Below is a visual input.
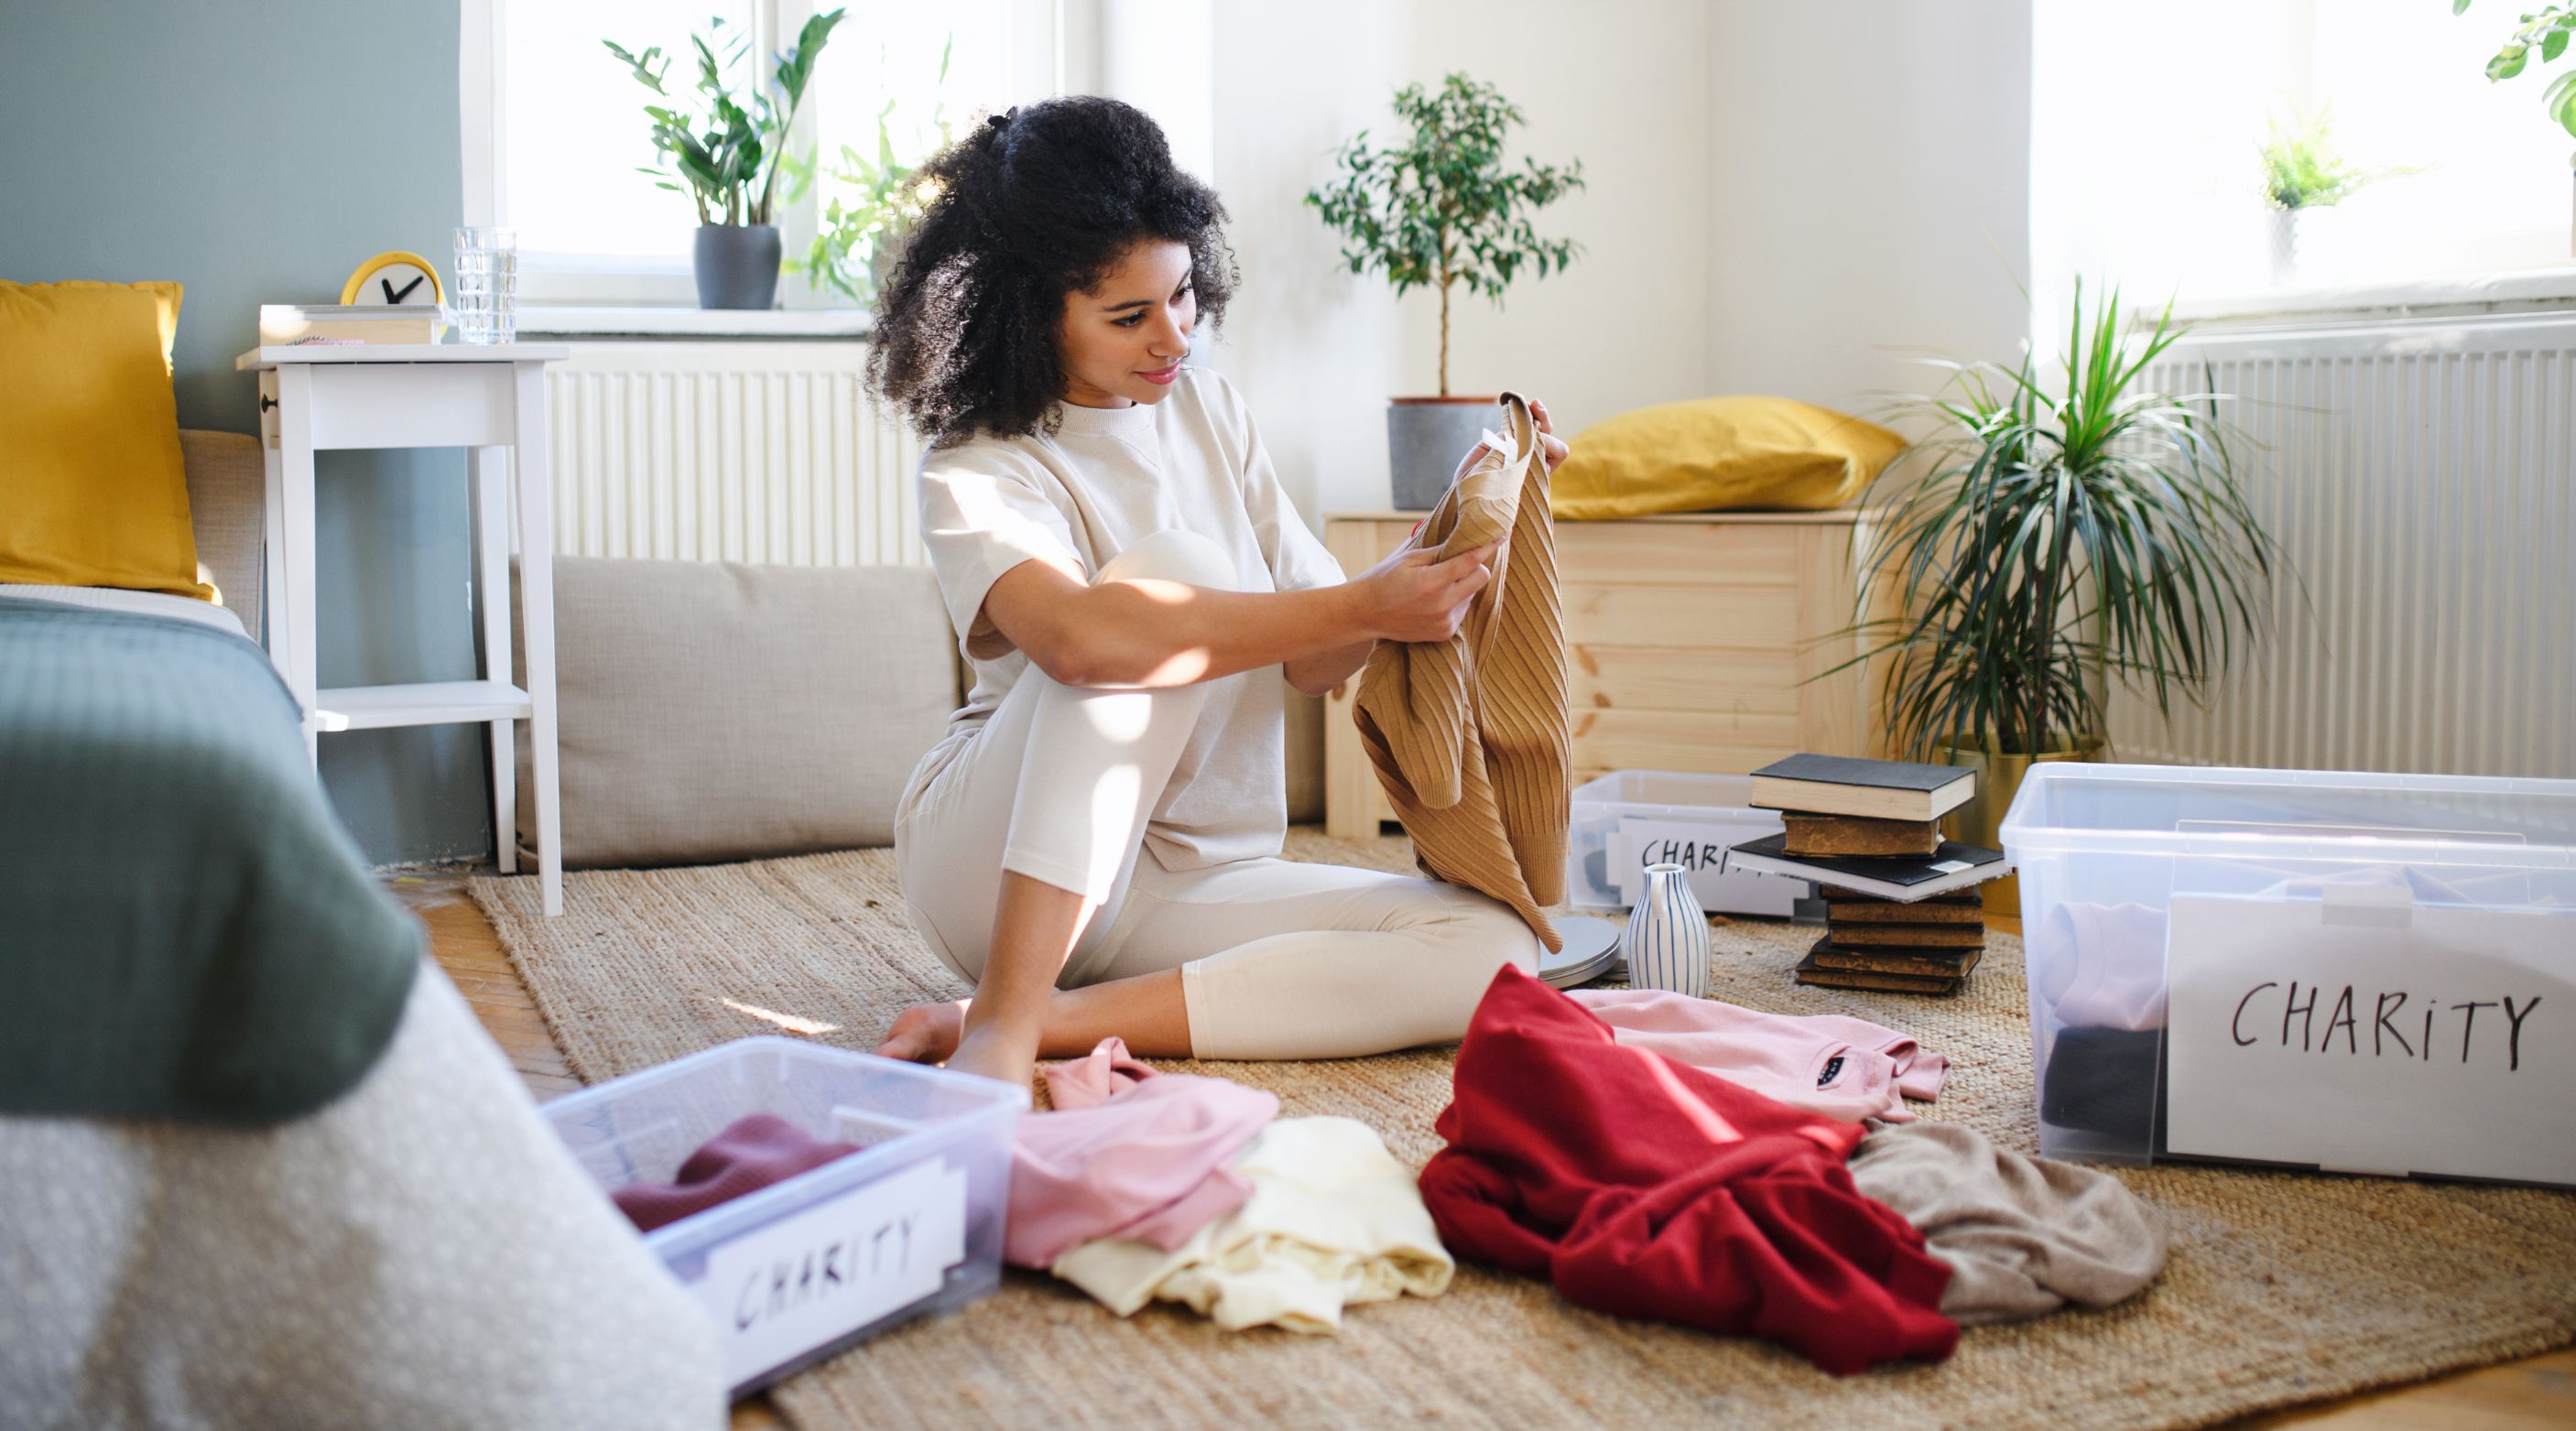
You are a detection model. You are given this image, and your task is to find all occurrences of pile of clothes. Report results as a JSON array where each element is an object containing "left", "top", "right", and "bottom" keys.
[
  {"left": 608, "top": 969, "right": 2168, "bottom": 1370},
  {"left": 1421, "top": 968, "right": 2168, "bottom": 1372}
]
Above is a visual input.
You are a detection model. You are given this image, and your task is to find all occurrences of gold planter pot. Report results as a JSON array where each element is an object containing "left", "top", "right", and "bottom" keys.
[{"left": 1935, "top": 735, "right": 2108, "bottom": 918}]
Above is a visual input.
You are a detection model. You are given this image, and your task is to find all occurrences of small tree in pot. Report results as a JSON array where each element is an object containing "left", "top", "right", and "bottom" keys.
[
  {"left": 607, "top": 8, "right": 844, "bottom": 310},
  {"left": 1837, "top": 281, "right": 2288, "bottom": 909},
  {"left": 1308, "top": 73, "right": 1583, "bottom": 508}
]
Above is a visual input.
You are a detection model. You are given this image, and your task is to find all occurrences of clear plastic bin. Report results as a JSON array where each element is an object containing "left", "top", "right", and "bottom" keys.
[
  {"left": 2001, "top": 764, "right": 2576, "bottom": 1186},
  {"left": 542, "top": 1037, "right": 1026, "bottom": 1395},
  {"left": 1567, "top": 770, "right": 1819, "bottom": 918}
]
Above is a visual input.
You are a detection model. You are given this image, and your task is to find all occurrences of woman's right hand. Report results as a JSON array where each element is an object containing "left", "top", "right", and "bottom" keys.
[{"left": 1353, "top": 539, "right": 1501, "bottom": 644}]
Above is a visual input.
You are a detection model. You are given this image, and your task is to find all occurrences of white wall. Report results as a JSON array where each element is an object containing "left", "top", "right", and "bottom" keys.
[
  {"left": 1174, "top": 1, "right": 2033, "bottom": 525},
  {"left": 1703, "top": 1, "right": 2032, "bottom": 434},
  {"left": 1207, "top": 0, "right": 1714, "bottom": 522}
]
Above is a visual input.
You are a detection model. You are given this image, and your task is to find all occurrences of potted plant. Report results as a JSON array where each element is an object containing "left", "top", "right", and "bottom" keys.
[
  {"left": 2460, "top": 0, "right": 2576, "bottom": 255},
  {"left": 2255, "top": 105, "right": 2403, "bottom": 287},
  {"left": 1307, "top": 73, "right": 1583, "bottom": 509},
  {"left": 606, "top": 8, "right": 844, "bottom": 310},
  {"left": 782, "top": 37, "right": 953, "bottom": 306},
  {"left": 1839, "top": 281, "right": 2286, "bottom": 912}
]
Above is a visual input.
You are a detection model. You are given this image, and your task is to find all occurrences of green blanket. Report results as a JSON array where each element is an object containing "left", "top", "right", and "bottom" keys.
[{"left": 0, "top": 598, "right": 420, "bottom": 1123}]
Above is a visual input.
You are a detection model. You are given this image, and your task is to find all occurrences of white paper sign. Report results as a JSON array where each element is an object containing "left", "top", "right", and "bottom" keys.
[
  {"left": 2165, "top": 894, "right": 2574, "bottom": 1183},
  {"left": 1614, "top": 816, "right": 1803, "bottom": 916},
  {"left": 693, "top": 1155, "right": 969, "bottom": 1385}
]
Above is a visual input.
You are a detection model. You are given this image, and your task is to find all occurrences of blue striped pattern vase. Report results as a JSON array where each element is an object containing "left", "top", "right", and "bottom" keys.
[{"left": 1625, "top": 862, "right": 1712, "bottom": 998}]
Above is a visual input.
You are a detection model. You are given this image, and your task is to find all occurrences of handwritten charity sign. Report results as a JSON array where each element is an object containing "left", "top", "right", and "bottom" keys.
[
  {"left": 2165, "top": 894, "right": 2573, "bottom": 1185},
  {"left": 1615, "top": 816, "right": 1802, "bottom": 916},
  {"left": 691, "top": 1155, "right": 969, "bottom": 1387}
]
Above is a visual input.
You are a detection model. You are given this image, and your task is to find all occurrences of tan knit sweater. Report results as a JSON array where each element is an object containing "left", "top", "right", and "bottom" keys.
[{"left": 1353, "top": 392, "right": 1571, "bottom": 952}]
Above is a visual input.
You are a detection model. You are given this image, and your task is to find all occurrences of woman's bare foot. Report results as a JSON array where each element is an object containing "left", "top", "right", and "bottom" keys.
[
  {"left": 942, "top": 1023, "right": 1040, "bottom": 1090},
  {"left": 873, "top": 1000, "right": 966, "bottom": 1064}
]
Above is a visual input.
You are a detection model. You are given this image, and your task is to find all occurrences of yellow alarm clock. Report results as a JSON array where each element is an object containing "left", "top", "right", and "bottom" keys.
[{"left": 342, "top": 251, "right": 444, "bottom": 307}]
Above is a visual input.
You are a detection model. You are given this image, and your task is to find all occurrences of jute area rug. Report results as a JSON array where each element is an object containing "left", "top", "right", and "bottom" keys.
[{"left": 472, "top": 831, "right": 2576, "bottom": 1431}]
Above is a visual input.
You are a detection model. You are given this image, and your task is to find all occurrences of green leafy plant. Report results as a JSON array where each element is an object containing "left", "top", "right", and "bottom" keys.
[
  {"left": 1835, "top": 282, "right": 2285, "bottom": 760},
  {"left": 2258, "top": 105, "right": 2406, "bottom": 210},
  {"left": 604, "top": 8, "right": 845, "bottom": 227},
  {"left": 782, "top": 36, "right": 955, "bottom": 304},
  {"left": 2459, "top": 0, "right": 2576, "bottom": 137},
  {"left": 1305, "top": 73, "right": 1584, "bottom": 396}
]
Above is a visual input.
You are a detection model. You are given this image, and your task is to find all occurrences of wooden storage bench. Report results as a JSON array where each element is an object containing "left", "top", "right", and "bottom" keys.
[{"left": 1321, "top": 510, "right": 1892, "bottom": 840}]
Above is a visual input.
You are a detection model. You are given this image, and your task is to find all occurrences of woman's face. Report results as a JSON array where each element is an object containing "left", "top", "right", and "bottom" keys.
[{"left": 1058, "top": 239, "right": 1197, "bottom": 409}]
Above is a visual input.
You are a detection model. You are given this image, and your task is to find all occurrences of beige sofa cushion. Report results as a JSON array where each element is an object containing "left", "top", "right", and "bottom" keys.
[{"left": 517, "top": 557, "right": 960, "bottom": 869}]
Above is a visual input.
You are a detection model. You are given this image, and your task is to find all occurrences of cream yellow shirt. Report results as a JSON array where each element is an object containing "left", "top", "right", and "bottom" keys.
[{"left": 902, "top": 368, "right": 1345, "bottom": 872}]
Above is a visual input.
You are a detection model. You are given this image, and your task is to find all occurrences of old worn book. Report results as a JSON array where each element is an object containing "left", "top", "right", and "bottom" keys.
[
  {"left": 1750, "top": 753, "right": 1976, "bottom": 822},
  {"left": 1807, "top": 936, "right": 1983, "bottom": 981},
  {"left": 1781, "top": 813, "right": 1942, "bottom": 858},
  {"left": 1791, "top": 952, "right": 1964, "bottom": 995},
  {"left": 1825, "top": 892, "right": 1984, "bottom": 926},
  {"left": 1822, "top": 921, "right": 1985, "bottom": 949}
]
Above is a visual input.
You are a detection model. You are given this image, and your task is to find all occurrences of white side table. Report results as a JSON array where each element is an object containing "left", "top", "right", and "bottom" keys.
[{"left": 235, "top": 342, "right": 571, "bottom": 916}]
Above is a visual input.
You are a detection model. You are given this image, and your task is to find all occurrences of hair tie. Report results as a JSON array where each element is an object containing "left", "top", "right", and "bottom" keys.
[{"left": 986, "top": 106, "right": 1017, "bottom": 132}]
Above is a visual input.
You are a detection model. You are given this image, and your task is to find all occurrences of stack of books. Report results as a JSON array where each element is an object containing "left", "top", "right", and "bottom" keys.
[
  {"left": 1722, "top": 753, "right": 2012, "bottom": 996},
  {"left": 1800, "top": 891, "right": 1985, "bottom": 994}
]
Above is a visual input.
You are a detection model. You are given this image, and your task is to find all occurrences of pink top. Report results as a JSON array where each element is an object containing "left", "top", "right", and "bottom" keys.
[
  {"left": 1567, "top": 989, "right": 1946, "bottom": 1123},
  {"left": 1007, "top": 1038, "right": 1276, "bottom": 1268}
]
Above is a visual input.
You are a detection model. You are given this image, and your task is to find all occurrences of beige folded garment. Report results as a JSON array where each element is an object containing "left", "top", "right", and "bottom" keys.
[
  {"left": 1353, "top": 391, "right": 1570, "bottom": 951},
  {"left": 1051, "top": 1116, "right": 1454, "bottom": 1334},
  {"left": 1848, "top": 1120, "right": 2168, "bottom": 1326}
]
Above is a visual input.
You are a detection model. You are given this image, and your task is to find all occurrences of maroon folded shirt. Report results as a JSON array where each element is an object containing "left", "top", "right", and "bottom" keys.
[
  {"left": 1418, "top": 967, "right": 1957, "bottom": 1374},
  {"left": 612, "top": 1113, "right": 861, "bottom": 1233}
]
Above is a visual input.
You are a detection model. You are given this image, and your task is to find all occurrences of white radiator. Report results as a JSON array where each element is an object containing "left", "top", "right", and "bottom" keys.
[
  {"left": 2115, "top": 311, "right": 2576, "bottom": 779},
  {"left": 543, "top": 341, "right": 928, "bottom": 568}
]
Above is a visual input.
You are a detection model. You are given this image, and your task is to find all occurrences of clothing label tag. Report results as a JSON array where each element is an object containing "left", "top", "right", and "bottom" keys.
[
  {"left": 2164, "top": 894, "right": 2572, "bottom": 1184},
  {"left": 1816, "top": 1055, "right": 1845, "bottom": 1088},
  {"left": 692, "top": 1156, "right": 968, "bottom": 1386}
]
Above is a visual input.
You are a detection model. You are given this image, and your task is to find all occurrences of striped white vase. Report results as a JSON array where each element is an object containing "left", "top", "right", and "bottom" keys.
[{"left": 1624, "top": 862, "right": 1712, "bottom": 998}]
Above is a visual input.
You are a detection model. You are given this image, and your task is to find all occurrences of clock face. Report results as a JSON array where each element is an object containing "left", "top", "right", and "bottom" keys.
[{"left": 343, "top": 252, "right": 443, "bottom": 307}]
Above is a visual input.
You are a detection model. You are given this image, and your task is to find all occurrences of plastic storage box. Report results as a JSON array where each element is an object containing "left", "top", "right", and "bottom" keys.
[
  {"left": 1567, "top": 770, "right": 1818, "bottom": 918},
  {"left": 543, "top": 1037, "right": 1026, "bottom": 1395},
  {"left": 2001, "top": 764, "right": 2576, "bottom": 1187}
]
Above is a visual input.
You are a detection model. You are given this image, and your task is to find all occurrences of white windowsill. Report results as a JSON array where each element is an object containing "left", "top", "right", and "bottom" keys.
[
  {"left": 2170, "top": 266, "right": 2576, "bottom": 329},
  {"left": 516, "top": 306, "right": 873, "bottom": 340}
]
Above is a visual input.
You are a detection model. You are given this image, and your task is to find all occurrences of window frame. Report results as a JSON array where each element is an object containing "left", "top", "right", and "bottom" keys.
[{"left": 459, "top": 0, "right": 1075, "bottom": 313}]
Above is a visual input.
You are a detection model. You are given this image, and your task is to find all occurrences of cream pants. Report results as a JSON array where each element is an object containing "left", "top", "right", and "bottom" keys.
[{"left": 895, "top": 530, "right": 1540, "bottom": 1059}]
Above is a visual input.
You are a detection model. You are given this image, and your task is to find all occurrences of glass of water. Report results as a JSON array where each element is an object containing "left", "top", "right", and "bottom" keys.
[{"left": 451, "top": 227, "right": 517, "bottom": 344}]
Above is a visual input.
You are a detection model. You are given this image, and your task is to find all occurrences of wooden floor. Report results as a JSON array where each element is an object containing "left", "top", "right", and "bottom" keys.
[{"left": 388, "top": 870, "right": 2576, "bottom": 1431}]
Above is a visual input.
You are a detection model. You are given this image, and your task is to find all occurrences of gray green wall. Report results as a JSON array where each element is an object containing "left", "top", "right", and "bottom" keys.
[{"left": 1, "top": 0, "right": 490, "bottom": 864}]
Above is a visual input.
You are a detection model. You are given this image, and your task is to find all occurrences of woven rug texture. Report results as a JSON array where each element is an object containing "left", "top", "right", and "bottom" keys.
[{"left": 471, "top": 830, "right": 2576, "bottom": 1431}]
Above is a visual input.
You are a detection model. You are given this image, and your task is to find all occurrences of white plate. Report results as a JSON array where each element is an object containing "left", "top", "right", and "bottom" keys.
[{"left": 1539, "top": 915, "right": 1624, "bottom": 989}]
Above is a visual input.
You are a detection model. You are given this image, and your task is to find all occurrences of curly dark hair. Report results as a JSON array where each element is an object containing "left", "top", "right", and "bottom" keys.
[{"left": 866, "top": 95, "right": 1237, "bottom": 445}]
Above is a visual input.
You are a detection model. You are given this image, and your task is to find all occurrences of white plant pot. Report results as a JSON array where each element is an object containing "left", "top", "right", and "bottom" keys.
[
  {"left": 1623, "top": 862, "right": 1712, "bottom": 998},
  {"left": 2268, "top": 206, "right": 2303, "bottom": 288}
]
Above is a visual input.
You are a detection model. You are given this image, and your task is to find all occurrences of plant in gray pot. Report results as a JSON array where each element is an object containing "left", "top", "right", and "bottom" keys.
[
  {"left": 1308, "top": 73, "right": 1582, "bottom": 509},
  {"left": 607, "top": 8, "right": 843, "bottom": 310}
]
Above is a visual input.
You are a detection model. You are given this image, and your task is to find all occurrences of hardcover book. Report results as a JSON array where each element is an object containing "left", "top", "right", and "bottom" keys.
[
  {"left": 1781, "top": 813, "right": 1942, "bottom": 858},
  {"left": 1750, "top": 753, "right": 1976, "bottom": 822},
  {"left": 1724, "top": 834, "right": 2008, "bottom": 902}
]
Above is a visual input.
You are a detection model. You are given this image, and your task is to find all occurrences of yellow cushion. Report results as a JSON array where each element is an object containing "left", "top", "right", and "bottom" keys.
[
  {"left": 0, "top": 280, "right": 211, "bottom": 599},
  {"left": 1549, "top": 396, "right": 1908, "bottom": 519}
]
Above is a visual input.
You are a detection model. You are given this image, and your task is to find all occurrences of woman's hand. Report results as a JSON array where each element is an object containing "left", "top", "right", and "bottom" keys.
[
  {"left": 1451, "top": 396, "right": 1573, "bottom": 482},
  {"left": 1352, "top": 539, "right": 1501, "bottom": 644}
]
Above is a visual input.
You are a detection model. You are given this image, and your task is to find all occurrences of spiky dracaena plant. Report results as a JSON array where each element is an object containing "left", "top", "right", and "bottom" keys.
[{"left": 1839, "top": 281, "right": 2287, "bottom": 759}]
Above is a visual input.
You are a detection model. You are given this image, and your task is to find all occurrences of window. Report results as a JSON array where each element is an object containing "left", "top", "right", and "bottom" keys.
[
  {"left": 2031, "top": 0, "right": 2576, "bottom": 313},
  {"left": 462, "top": 0, "right": 1068, "bottom": 309}
]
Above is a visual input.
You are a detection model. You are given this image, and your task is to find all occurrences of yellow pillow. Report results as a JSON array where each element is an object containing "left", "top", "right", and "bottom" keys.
[
  {"left": 1549, "top": 396, "right": 1908, "bottom": 519},
  {"left": 0, "top": 279, "right": 211, "bottom": 599}
]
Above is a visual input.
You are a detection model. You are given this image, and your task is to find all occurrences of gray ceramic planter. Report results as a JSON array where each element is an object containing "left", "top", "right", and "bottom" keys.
[
  {"left": 1386, "top": 397, "right": 1499, "bottom": 510},
  {"left": 694, "top": 223, "right": 782, "bottom": 310}
]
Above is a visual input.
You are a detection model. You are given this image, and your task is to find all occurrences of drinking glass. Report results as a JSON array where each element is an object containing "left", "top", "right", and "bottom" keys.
[{"left": 451, "top": 227, "right": 517, "bottom": 344}]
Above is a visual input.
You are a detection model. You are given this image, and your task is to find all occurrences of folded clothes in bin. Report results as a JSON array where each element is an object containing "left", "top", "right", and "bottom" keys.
[{"left": 614, "top": 1114, "right": 862, "bottom": 1233}]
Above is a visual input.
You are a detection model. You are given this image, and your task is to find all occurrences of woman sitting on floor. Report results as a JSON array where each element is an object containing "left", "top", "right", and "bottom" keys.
[{"left": 866, "top": 96, "right": 1569, "bottom": 1086}]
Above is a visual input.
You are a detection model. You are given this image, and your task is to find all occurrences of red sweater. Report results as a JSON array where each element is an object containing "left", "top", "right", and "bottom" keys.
[{"left": 1418, "top": 967, "right": 1957, "bottom": 1374}]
